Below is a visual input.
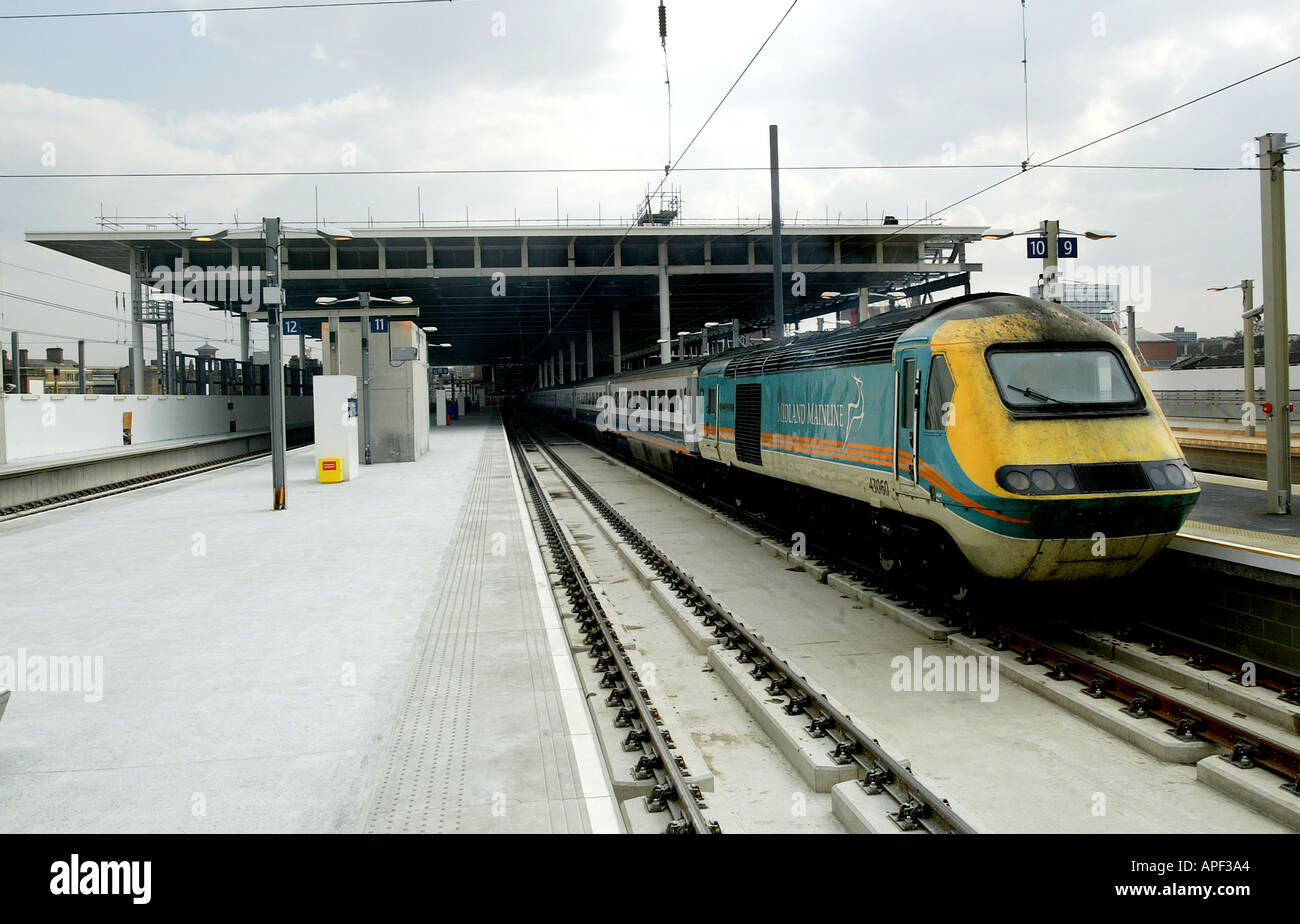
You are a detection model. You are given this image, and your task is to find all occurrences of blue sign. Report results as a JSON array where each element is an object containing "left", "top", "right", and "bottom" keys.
[
  {"left": 370, "top": 316, "right": 389, "bottom": 333},
  {"left": 282, "top": 318, "right": 301, "bottom": 336},
  {"left": 1057, "top": 236, "right": 1079, "bottom": 258},
  {"left": 1026, "top": 237, "right": 1048, "bottom": 258}
]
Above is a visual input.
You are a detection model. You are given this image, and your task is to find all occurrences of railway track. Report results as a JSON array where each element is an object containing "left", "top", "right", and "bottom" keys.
[
  {"left": 0, "top": 451, "right": 269, "bottom": 521},
  {"left": 509, "top": 414, "right": 974, "bottom": 834},
  {"left": 0, "top": 435, "right": 314, "bottom": 522},
  {"left": 507, "top": 422, "right": 721, "bottom": 834},
  {"left": 520, "top": 411, "right": 1300, "bottom": 802}
]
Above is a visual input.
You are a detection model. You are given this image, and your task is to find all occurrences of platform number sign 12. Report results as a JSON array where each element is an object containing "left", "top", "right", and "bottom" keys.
[
  {"left": 282, "top": 318, "right": 301, "bottom": 336},
  {"left": 370, "top": 316, "right": 389, "bottom": 334}
]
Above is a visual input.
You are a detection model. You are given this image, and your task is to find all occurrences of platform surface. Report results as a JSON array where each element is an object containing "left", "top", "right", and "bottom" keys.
[
  {"left": 1183, "top": 475, "right": 1300, "bottom": 547},
  {"left": 0, "top": 409, "right": 617, "bottom": 833}
]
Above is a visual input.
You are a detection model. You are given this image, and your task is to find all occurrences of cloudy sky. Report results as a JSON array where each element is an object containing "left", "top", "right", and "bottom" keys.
[{"left": 0, "top": 0, "right": 1297, "bottom": 364}]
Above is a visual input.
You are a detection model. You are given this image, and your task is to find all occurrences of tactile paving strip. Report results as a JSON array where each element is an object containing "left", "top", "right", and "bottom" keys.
[{"left": 363, "top": 425, "right": 590, "bottom": 833}]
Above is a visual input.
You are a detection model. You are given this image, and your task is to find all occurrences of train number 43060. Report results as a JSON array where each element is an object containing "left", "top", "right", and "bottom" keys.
[{"left": 868, "top": 477, "right": 891, "bottom": 496}]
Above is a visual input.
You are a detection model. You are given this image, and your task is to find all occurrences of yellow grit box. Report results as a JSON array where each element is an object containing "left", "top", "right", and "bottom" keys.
[{"left": 317, "top": 458, "right": 344, "bottom": 483}]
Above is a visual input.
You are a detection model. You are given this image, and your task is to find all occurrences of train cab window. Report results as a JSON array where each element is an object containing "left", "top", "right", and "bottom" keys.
[
  {"left": 925, "top": 355, "right": 954, "bottom": 430},
  {"left": 986, "top": 346, "right": 1143, "bottom": 413}
]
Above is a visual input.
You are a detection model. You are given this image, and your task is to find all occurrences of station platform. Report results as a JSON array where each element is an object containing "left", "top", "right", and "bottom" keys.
[
  {"left": 1172, "top": 423, "right": 1300, "bottom": 483},
  {"left": 1171, "top": 474, "right": 1300, "bottom": 579},
  {"left": 0, "top": 409, "right": 619, "bottom": 833}
]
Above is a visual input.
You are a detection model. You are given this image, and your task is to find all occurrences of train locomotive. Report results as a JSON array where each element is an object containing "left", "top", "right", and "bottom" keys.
[{"left": 524, "top": 292, "right": 1200, "bottom": 583}]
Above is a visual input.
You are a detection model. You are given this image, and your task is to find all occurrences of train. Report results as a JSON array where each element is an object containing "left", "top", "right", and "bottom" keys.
[{"left": 524, "top": 292, "right": 1200, "bottom": 585}]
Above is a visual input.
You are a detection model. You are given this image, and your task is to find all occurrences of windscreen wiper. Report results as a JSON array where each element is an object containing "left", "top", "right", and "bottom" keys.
[{"left": 1007, "top": 383, "right": 1068, "bottom": 404}]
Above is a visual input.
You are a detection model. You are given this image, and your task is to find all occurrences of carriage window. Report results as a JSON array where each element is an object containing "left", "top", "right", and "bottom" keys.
[
  {"left": 925, "top": 355, "right": 954, "bottom": 429},
  {"left": 706, "top": 387, "right": 717, "bottom": 416}
]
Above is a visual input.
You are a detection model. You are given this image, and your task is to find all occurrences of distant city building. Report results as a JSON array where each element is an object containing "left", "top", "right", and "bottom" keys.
[
  {"left": 4, "top": 346, "right": 118, "bottom": 394},
  {"left": 1159, "top": 325, "right": 1199, "bottom": 357},
  {"left": 1030, "top": 281, "right": 1120, "bottom": 322}
]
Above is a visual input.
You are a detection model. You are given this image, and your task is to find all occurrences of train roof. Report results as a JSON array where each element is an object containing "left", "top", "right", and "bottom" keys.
[
  {"left": 710, "top": 290, "right": 1018, "bottom": 378},
  {"left": 532, "top": 291, "right": 1070, "bottom": 391}
]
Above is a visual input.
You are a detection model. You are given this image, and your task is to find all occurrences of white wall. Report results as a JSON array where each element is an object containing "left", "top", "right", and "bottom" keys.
[
  {"left": 1143, "top": 365, "right": 1300, "bottom": 392},
  {"left": 1, "top": 394, "right": 313, "bottom": 462}
]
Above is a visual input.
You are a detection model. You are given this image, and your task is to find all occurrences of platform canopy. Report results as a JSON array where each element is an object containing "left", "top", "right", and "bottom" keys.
[{"left": 26, "top": 220, "right": 986, "bottom": 371}]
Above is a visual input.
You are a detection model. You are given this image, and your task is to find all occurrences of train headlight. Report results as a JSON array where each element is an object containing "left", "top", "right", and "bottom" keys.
[
  {"left": 1181, "top": 462, "right": 1197, "bottom": 486},
  {"left": 1003, "top": 469, "right": 1031, "bottom": 492},
  {"left": 997, "top": 465, "right": 1076, "bottom": 495},
  {"left": 1147, "top": 465, "right": 1167, "bottom": 486},
  {"left": 1165, "top": 463, "right": 1186, "bottom": 487},
  {"left": 1031, "top": 469, "right": 1055, "bottom": 492}
]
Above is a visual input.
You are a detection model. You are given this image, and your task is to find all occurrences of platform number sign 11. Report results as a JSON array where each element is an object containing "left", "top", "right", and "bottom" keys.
[
  {"left": 282, "top": 318, "right": 301, "bottom": 336},
  {"left": 370, "top": 316, "right": 389, "bottom": 334}
]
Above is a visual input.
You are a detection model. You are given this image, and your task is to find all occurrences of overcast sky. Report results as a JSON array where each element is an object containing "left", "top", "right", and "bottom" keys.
[{"left": 1, "top": 0, "right": 1298, "bottom": 365}]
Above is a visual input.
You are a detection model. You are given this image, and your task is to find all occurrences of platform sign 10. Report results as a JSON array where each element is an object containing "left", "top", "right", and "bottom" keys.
[
  {"left": 282, "top": 318, "right": 301, "bottom": 336},
  {"left": 1026, "top": 237, "right": 1080, "bottom": 258},
  {"left": 370, "top": 316, "right": 389, "bottom": 334}
]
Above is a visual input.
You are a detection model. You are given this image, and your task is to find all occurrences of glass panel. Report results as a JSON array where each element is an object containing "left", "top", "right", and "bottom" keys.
[
  {"left": 987, "top": 348, "right": 1139, "bottom": 408},
  {"left": 925, "top": 355, "right": 954, "bottom": 429}
]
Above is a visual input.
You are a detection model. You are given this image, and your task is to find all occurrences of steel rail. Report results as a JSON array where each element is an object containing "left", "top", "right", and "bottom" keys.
[
  {"left": 958, "top": 618, "right": 1300, "bottom": 788},
  {"left": 521, "top": 408, "right": 1300, "bottom": 805},
  {"left": 1124, "top": 622, "right": 1300, "bottom": 703},
  {"left": 516, "top": 415, "right": 973, "bottom": 833},
  {"left": 507, "top": 422, "right": 720, "bottom": 834},
  {"left": 0, "top": 449, "right": 275, "bottom": 521}
]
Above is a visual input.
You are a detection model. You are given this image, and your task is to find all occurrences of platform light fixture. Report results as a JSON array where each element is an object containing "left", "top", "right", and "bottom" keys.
[{"left": 981, "top": 221, "right": 1118, "bottom": 304}]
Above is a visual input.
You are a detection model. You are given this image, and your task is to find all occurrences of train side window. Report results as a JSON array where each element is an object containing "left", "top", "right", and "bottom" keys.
[
  {"left": 706, "top": 387, "right": 716, "bottom": 415},
  {"left": 925, "top": 355, "right": 954, "bottom": 430}
]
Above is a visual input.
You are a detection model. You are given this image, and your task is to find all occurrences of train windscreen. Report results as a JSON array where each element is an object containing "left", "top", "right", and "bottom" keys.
[{"left": 986, "top": 347, "right": 1142, "bottom": 411}]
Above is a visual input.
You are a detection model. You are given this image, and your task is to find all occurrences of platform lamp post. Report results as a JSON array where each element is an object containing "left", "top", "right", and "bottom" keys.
[
  {"left": 981, "top": 224, "right": 1116, "bottom": 303},
  {"left": 1257, "top": 132, "right": 1297, "bottom": 514},
  {"left": 191, "top": 220, "right": 355, "bottom": 509},
  {"left": 1208, "top": 281, "right": 1259, "bottom": 437}
]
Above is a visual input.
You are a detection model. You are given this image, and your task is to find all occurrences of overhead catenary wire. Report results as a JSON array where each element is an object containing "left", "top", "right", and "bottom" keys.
[
  {"left": 0, "top": 0, "right": 454, "bottom": 20},
  {"left": 0, "top": 163, "right": 1287, "bottom": 180},
  {"left": 1020, "top": 0, "right": 1032, "bottom": 168},
  {"left": 870, "top": 49, "right": 1300, "bottom": 249},
  {"left": 525, "top": 0, "right": 802, "bottom": 357}
]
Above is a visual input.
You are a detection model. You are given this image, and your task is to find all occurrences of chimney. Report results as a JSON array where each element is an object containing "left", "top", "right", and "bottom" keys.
[
  {"left": 46, "top": 347, "right": 64, "bottom": 364},
  {"left": 19, "top": 349, "right": 29, "bottom": 366}
]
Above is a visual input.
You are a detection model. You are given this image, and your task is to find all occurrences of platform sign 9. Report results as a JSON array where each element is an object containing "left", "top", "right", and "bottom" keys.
[
  {"left": 1057, "top": 237, "right": 1079, "bottom": 258},
  {"left": 1026, "top": 237, "right": 1048, "bottom": 258},
  {"left": 282, "top": 318, "right": 301, "bottom": 336},
  {"left": 370, "top": 316, "right": 389, "bottom": 334}
]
